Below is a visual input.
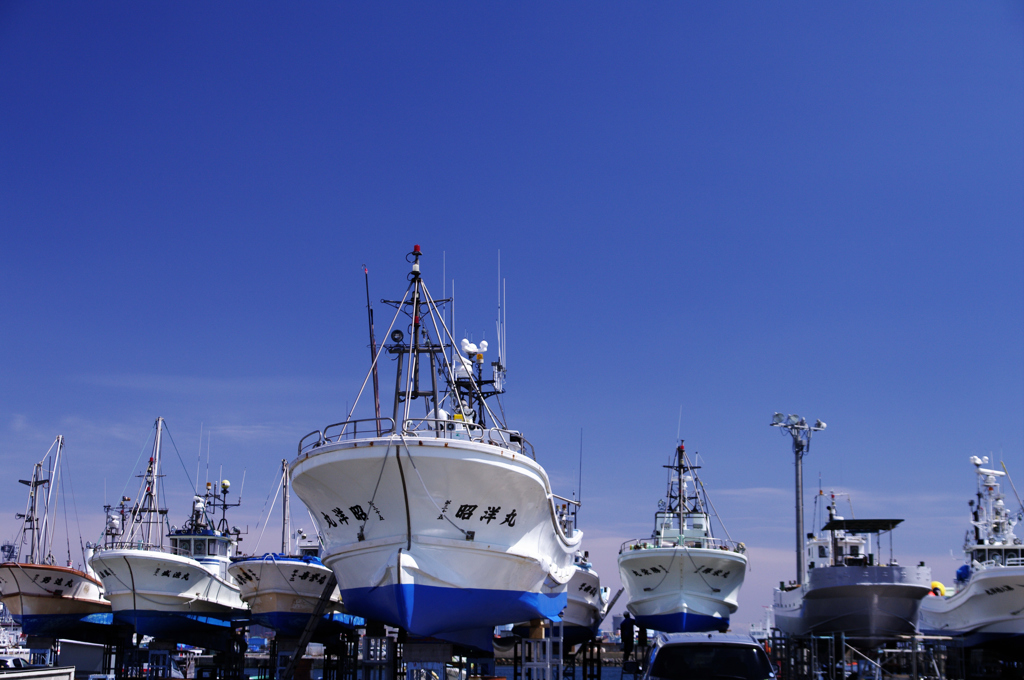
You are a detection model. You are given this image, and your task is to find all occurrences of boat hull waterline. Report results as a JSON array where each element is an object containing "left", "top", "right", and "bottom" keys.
[
  {"left": 560, "top": 564, "right": 604, "bottom": 645},
  {"left": 774, "top": 565, "right": 932, "bottom": 639},
  {"left": 0, "top": 563, "right": 112, "bottom": 642},
  {"left": 291, "top": 436, "right": 581, "bottom": 637},
  {"left": 228, "top": 555, "right": 362, "bottom": 639},
  {"left": 89, "top": 549, "right": 246, "bottom": 648},
  {"left": 919, "top": 565, "right": 1024, "bottom": 647},
  {"left": 619, "top": 546, "right": 746, "bottom": 633}
]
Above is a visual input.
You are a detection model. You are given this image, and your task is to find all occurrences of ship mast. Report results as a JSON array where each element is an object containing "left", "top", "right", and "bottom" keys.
[
  {"left": 17, "top": 436, "right": 64, "bottom": 565},
  {"left": 144, "top": 417, "right": 165, "bottom": 548},
  {"left": 124, "top": 417, "right": 169, "bottom": 550},
  {"left": 282, "top": 459, "right": 291, "bottom": 554},
  {"left": 379, "top": 245, "right": 504, "bottom": 431}
]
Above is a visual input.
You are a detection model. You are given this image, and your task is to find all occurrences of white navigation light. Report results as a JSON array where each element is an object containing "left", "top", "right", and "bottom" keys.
[
  {"left": 814, "top": 420, "right": 827, "bottom": 430},
  {"left": 772, "top": 413, "right": 785, "bottom": 425}
]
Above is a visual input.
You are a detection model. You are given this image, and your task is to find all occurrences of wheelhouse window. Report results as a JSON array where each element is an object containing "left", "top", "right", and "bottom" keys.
[{"left": 193, "top": 539, "right": 206, "bottom": 556}]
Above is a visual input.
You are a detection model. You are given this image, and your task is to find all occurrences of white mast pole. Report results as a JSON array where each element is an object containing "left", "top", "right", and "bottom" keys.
[{"left": 282, "top": 460, "right": 291, "bottom": 554}]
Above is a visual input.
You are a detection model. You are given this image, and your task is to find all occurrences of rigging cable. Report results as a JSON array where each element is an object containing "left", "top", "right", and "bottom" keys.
[
  {"left": 161, "top": 422, "right": 197, "bottom": 495},
  {"left": 62, "top": 448, "right": 87, "bottom": 566},
  {"left": 396, "top": 431, "right": 470, "bottom": 537},
  {"left": 60, "top": 469, "right": 72, "bottom": 566},
  {"left": 107, "top": 425, "right": 155, "bottom": 546},
  {"left": 252, "top": 468, "right": 284, "bottom": 554}
]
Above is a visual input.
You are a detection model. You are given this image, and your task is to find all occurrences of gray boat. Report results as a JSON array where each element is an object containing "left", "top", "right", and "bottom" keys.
[{"left": 773, "top": 505, "right": 931, "bottom": 641}]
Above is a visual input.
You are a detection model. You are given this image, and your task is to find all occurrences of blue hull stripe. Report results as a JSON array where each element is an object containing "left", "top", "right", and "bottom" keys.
[
  {"left": 633, "top": 611, "right": 728, "bottom": 633},
  {"left": 341, "top": 585, "right": 566, "bottom": 636},
  {"left": 250, "top": 612, "right": 364, "bottom": 641},
  {"left": 16, "top": 613, "right": 115, "bottom": 644},
  {"left": 113, "top": 610, "right": 241, "bottom": 650}
]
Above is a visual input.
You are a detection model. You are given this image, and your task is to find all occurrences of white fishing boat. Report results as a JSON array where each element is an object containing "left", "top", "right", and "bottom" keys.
[
  {"left": 918, "top": 455, "right": 1024, "bottom": 650},
  {"left": 513, "top": 505, "right": 611, "bottom": 645},
  {"left": 88, "top": 418, "right": 247, "bottom": 650},
  {"left": 618, "top": 443, "right": 747, "bottom": 633},
  {"left": 228, "top": 461, "right": 361, "bottom": 640},
  {"left": 773, "top": 499, "right": 931, "bottom": 640},
  {"left": 290, "top": 245, "right": 582, "bottom": 640},
  {"left": 0, "top": 436, "right": 112, "bottom": 644},
  {"left": 558, "top": 552, "right": 609, "bottom": 645}
]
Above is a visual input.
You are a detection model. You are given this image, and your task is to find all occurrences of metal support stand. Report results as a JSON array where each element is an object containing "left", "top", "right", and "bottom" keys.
[
  {"left": 281, "top": 574, "right": 338, "bottom": 680},
  {"left": 517, "top": 620, "right": 564, "bottom": 680},
  {"left": 362, "top": 636, "right": 398, "bottom": 680}
]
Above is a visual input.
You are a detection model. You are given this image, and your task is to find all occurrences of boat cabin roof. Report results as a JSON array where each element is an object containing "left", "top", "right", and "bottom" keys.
[
  {"left": 170, "top": 529, "right": 232, "bottom": 539},
  {"left": 821, "top": 518, "right": 903, "bottom": 533}
]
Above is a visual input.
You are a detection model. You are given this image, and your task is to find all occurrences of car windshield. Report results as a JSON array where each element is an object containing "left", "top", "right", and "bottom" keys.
[{"left": 650, "top": 643, "right": 774, "bottom": 680}]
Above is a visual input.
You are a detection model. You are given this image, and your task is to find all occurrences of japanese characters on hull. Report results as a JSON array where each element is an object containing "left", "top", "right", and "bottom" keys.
[
  {"left": 617, "top": 442, "right": 748, "bottom": 634},
  {"left": 88, "top": 418, "right": 248, "bottom": 651},
  {"left": 0, "top": 563, "right": 111, "bottom": 642},
  {"left": 917, "top": 456, "right": 1024, "bottom": 649},
  {"left": 292, "top": 418, "right": 580, "bottom": 638},
  {"left": 290, "top": 246, "right": 582, "bottom": 641}
]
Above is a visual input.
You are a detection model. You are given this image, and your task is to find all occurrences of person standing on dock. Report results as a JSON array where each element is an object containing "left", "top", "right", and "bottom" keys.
[{"left": 620, "top": 611, "right": 636, "bottom": 661}]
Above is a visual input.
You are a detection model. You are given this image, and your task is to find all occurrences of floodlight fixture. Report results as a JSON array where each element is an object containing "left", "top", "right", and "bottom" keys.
[
  {"left": 814, "top": 419, "right": 826, "bottom": 430},
  {"left": 391, "top": 329, "right": 405, "bottom": 343},
  {"left": 772, "top": 413, "right": 785, "bottom": 425},
  {"left": 787, "top": 414, "right": 801, "bottom": 425}
]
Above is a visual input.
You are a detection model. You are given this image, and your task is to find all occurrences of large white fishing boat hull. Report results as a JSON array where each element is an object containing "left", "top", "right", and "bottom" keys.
[
  {"left": 0, "top": 564, "right": 112, "bottom": 642},
  {"left": 228, "top": 555, "right": 361, "bottom": 640},
  {"left": 919, "top": 565, "right": 1024, "bottom": 646},
  {"left": 290, "top": 436, "right": 581, "bottom": 637},
  {"left": 618, "top": 546, "right": 746, "bottom": 633},
  {"left": 89, "top": 549, "right": 246, "bottom": 648},
  {"left": 773, "top": 565, "right": 932, "bottom": 640}
]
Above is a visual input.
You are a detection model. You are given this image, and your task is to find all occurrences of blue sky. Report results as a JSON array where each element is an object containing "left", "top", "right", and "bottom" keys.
[{"left": 1, "top": 3, "right": 1022, "bottom": 630}]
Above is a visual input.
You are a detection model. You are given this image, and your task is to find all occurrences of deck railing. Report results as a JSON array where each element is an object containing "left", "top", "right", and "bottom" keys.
[
  {"left": 297, "top": 416, "right": 535, "bottom": 459},
  {"left": 619, "top": 536, "right": 746, "bottom": 554}
]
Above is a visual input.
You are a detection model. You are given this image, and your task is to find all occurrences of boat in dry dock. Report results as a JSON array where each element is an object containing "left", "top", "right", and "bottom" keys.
[
  {"left": 618, "top": 442, "right": 747, "bottom": 633},
  {"left": 290, "top": 245, "right": 582, "bottom": 641},
  {"left": 557, "top": 551, "right": 609, "bottom": 645},
  {"left": 918, "top": 455, "right": 1024, "bottom": 650},
  {"left": 770, "top": 413, "right": 931, "bottom": 643},
  {"left": 0, "top": 436, "right": 112, "bottom": 644},
  {"left": 228, "top": 461, "right": 361, "bottom": 640},
  {"left": 773, "top": 501, "right": 931, "bottom": 640},
  {"left": 88, "top": 418, "right": 247, "bottom": 650},
  {"left": 514, "top": 501, "right": 612, "bottom": 646}
]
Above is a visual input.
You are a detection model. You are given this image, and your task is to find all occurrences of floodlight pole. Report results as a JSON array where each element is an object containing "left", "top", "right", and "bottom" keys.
[{"left": 771, "top": 415, "right": 825, "bottom": 586}]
